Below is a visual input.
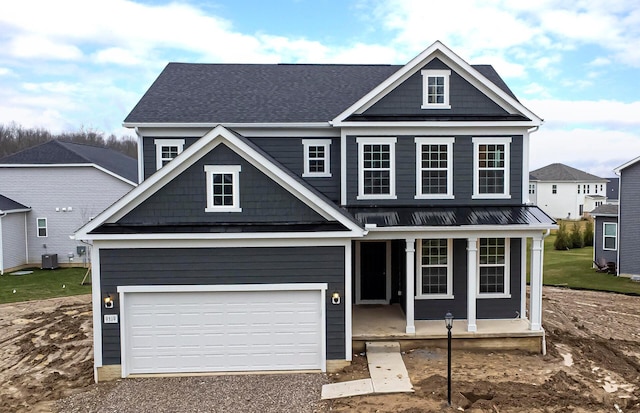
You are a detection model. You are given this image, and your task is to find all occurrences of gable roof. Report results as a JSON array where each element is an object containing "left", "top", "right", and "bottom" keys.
[
  {"left": 614, "top": 155, "right": 640, "bottom": 174},
  {"left": 590, "top": 204, "right": 618, "bottom": 217},
  {"left": 530, "top": 163, "right": 607, "bottom": 182},
  {"left": 75, "top": 125, "right": 365, "bottom": 240},
  {"left": 0, "top": 140, "right": 138, "bottom": 184},
  {"left": 0, "top": 194, "right": 30, "bottom": 213},
  {"left": 123, "top": 41, "right": 525, "bottom": 126}
]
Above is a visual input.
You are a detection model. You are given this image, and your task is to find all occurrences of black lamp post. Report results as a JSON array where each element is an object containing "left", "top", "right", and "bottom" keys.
[{"left": 445, "top": 311, "right": 454, "bottom": 406}]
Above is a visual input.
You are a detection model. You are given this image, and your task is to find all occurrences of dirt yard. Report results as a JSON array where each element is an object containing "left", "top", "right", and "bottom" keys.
[{"left": 0, "top": 288, "right": 639, "bottom": 412}]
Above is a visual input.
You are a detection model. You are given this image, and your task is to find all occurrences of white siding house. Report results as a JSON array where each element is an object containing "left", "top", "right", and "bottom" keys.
[
  {"left": 530, "top": 163, "right": 608, "bottom": 220},
  {"left": 0, "top": 141, "right": 136, "bottom": 272}
]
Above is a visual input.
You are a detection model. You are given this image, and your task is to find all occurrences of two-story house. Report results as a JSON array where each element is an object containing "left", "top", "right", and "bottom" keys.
[
  {"left": 529, "top": 163, "right": 609, "bottom": 220},
  {"left": 76, "top": 41, "right": 556, "bottom": 382}
]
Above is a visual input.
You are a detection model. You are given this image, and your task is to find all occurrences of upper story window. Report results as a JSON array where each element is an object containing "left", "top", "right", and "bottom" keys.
[
  {"left": 357, "top": 137, "right": 397, "bottom": 200},
  {"left": 415, "top": 137, "right": 454, "bottom": 199},
  {"left": 578, "top": 185, "right": 580, "bottom": 194},
  {"left": 416, "top": 238, "right": 453, "bottom": 299},
  {"left": 603, "top": 222, "right": 617, "bottom": 250},
  {"left": 204, "top": 165, "right": 241, "bottom": 212},
  {"left": 529, "top": 184, "right": 535, "bottom": 194},
  {"left": 478, "top": 238, "right": 510, "bottom": 298},
  {"left": 155, "top": 139, "right": 185, "bottom": 169},
  {"left": 472, "top": 137, "right": 511, "bottom": 199},
  {"left": 36, "top": 218, "right": 47, "bottom": 237},
  {"left": 421, "top": 69, "right": 451, "bottom": 109},
  {"left": 552, "top": 184, "right": 557, "bottom": 194},
  {"left": 302, "top": 139, "right": 331, "bottom": 177}
]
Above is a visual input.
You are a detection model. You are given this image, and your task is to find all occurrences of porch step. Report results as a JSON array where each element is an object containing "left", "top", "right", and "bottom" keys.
[
  {"left": 366, "top": 341, "right": 400, "bottom": 353},
  {"left": 365, "top": 341, "right": 414, "bottom": 394}
]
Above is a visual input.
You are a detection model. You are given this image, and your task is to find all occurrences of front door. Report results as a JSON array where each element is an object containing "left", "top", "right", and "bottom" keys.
[{"left": 357, "top": 241, "right": 390, "bottom": 304}]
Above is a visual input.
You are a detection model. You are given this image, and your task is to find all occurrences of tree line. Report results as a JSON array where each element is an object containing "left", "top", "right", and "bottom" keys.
[{"left": 0, "top": 123, "right": 137, "bottom": 159}]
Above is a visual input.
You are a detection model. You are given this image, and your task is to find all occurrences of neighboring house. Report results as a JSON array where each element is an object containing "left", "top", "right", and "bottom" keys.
[
  {"left": 605, "top": 177, "right": 619, "bottom": 204},
  {"left": 76, "top": 41, "right": 556, "bottom": 382},
  {"left": 0, "top": 194, "right": 31, "bottom": 274},
  {"left": 529, "top": 163, "right": 608, "bottom": 220},
  {"left": 590, "top": 204, "right": 618, "bottom": 268},
  {"left": 612, "top": 156, "right": 640, "bottom": 278},
  {"left": 0, "top": 140, "right": 137, "bottom": 272}
]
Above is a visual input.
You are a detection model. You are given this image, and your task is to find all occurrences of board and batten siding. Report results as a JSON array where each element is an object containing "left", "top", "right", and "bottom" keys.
[
  {"left": 346, "top": 135, "right": 523, "bottom": 206},
  {"left": 119, "top": 144, "right": 327, "bottom": 225},
  {"left": 363, "top": 58, "right": 509, "bottom": 117},
  {"left": 99, "top": 246, "right": 346, "bottom": 365},
  {"left": 0, "top": 167, "right": 134, "bottom": 264},
  {"left": 594, "top": 216, "right": 618, "bottom": 264},
  {"left": 619, "top": 162, "right": 640, "bottom": 276},
  {"left": 1, "top": 212, "right": 28, "bottom": 270},
  {"left": 413, "top": 238, "right": 522, "bottom": 320}
]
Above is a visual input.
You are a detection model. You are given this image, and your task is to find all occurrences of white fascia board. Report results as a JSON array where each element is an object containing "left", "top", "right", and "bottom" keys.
[
  {"left": 362, "top": 225, "right": 557, "bottom": 239},
  {"left": 84, "top": 230, "right": 361, "bottom": 242},
  {"left": 0, "top": 163, "right": 137, "bottom": 187},
  {"left": 124, "top": 122, "right": 331, "bottom": 129},
  {"left": 341, "top": 125, "right": 531, "bottom": 136},
  {"left": 614, "top": 155, "right": 640, "bottom": 174},
  {"left": 94, "top": 238, "right": 351, "bottom": 250},
  {"left": 118, "top": 283, "right": 328, "bottom": 294},
  {"left": 331, "top": 41, "right": 542, "bottom": 125},
  {"left": 333, "top": 120, "right": 540, "bottom": 128},
  {"left": 2, "top": 208, "right": 31, "bottom": 214},
  {"left": 76, "top": 125, "right": 364, "bottom": 239}
]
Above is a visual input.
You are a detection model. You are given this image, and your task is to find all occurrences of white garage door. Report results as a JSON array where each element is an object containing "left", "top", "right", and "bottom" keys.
[{"left": 120, "top": 285, "right": 325, "bottom": 376}]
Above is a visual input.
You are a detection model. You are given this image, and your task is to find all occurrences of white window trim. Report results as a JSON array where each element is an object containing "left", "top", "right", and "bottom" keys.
[
  {"left": 155, "top": 139, "right": 185, "bottom": 170},
  {"left": 603, "top": 222, "right": 617, "bottom": 251},
  {"left": 36, "top": 217, "right": 48, "bottom": 238},
  {"left": 302, "top": 139, "right": 331, "bottom": 177},
  {"left": 415, "top": 238, "right": 454, "bottom": 300},
  {"left": 204, "top": 165, "right": 242, "bottom": 212},
  {"left": 356, "top": 137, "right": 397, "bottom": 200},
  {"left": 472, "top": 137, "right": 511, "bottom": 199},
  {"left": 414, "top": 137, "right": 455, "bottom": 199},
  {"left": 477, "top": 238, "right": 511, "bottom": 299},
  {"left": 421, "top": 69, "right": 451, "bottom": 109}
]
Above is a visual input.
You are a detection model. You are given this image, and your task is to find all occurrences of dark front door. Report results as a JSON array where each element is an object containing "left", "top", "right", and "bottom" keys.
[{"left": 360, "top": 242, "right": 388, "bottom": 303}]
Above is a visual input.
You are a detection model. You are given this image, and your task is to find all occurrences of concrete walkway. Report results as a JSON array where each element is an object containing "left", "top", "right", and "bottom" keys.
[{"left": 321, "top": 341, "right": 414, "bottom": 399}]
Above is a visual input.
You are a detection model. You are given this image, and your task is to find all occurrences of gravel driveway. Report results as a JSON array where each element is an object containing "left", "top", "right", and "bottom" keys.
[{"left": 56, "top": 373, "right": 330, "bottom": 413}]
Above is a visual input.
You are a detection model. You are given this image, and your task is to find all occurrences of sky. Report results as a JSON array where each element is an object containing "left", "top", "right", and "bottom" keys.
[{"left": 1, "top": 0, "right": 639, "bottom": 177}]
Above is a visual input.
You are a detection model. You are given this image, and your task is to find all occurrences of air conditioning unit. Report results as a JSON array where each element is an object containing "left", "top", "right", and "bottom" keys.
[{"left": 41, "top": 254, "right": 59, "bottom": 270}]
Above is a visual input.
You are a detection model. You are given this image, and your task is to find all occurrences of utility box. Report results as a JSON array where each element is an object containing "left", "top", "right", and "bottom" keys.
[{"left": 41, "top": 254, "right": 59, "bottom": 270}]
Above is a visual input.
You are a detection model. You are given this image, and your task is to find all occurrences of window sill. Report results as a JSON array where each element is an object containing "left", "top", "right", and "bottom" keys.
[
  {"left": 416, "top": 294, "right": 454, "bottom": 300},
  {"left": 357, "top": 195, "right": 397, "bottom": 200},
  {"left": 476, "top": 293, "right": 511, "bottom": 299},
  {"left": 205, "top": 207, "right": 242, "bottom": 213},
  {"left": 421, "top": 104, "right": 451, "bottom": 109},
  {"left": 303, "top": 173, "right": 332, "bottom": 178},
  {"left": 472, "top": 194, "right": 512, "bottom": 200},
  {"left": 415, "top": 194, "right": 454, "bottom": 200}
]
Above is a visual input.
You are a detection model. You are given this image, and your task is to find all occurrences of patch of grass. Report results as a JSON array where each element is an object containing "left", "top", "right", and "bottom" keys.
[
  {"left": 539, "top": 233, "right": 640, "bottom": 295},
  {"left": 0, "top": 267, "right": 91, "bottom": 304}
]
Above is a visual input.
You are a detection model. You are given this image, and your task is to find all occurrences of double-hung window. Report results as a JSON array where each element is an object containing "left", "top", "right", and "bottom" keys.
[
  {"left": 473, "top": 137, "right": 511, "bottom": 199},
  {"left": 36, "top": 218, "right": 47, "bottom": 237},
  {"left": 357, "top": 137, "right": 396, "bottom": 199},
  {"left": 603, "top": 222, "right": 617, "bottom": 250},
  {"left": 302, "top": 139, "right": 331, "bottom": 177},
  {"left": 155, "top": 139, "right": 185, "bottom": 169},
  {"left": 478, "top": 238, "right": 510, "bottom": 298},
  {"left": 416, "top": 239, "right": 453, "bottom": 299},
  {"left": 421, "top": 69, "right": 451, "bottom": 109},
  {"left": 415, "top": 137, "right": 454, "bottom": 199},
  {"left": 204, "top": 165, "right": 241, "bottom": 212}
]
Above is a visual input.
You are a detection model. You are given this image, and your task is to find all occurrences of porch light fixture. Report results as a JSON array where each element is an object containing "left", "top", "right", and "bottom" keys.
[
  {"left": 445, "top": 311, "right": 453, "bottom": 406},
  {"left": 104, "top": 295, "right": 114, "bottom": 309},
  {"left": 331, "top": 291, "right": 341, "bottom": 305}
]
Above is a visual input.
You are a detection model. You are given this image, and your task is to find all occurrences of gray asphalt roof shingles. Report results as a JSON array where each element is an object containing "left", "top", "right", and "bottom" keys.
[
  {"left": 124, "top": 62, "right": 517, "bottom": 124},
  {"left": 0, "top": 194, "right": 29, "bottom": 212},
  {"left": 530, "top": 163, "right": 607, "bottom": 182},
  {"left": 0, "top": 140, "right": 137, "bottom": 183}
]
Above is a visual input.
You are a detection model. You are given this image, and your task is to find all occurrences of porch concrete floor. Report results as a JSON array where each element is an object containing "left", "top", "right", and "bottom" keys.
[{"left": 353, "top": 304, "right": 542, "bottom": 339}]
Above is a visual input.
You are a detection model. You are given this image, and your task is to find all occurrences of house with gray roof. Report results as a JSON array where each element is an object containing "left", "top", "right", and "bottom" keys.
[
  {"left": 529, "top": 163, "right": 609, "bottom": 219},
  {"left": 75, "top": 41, "right": 556, "bottom": 382},
  {"left": 0, "top": 140, "right": 136, "bottom": 273}
]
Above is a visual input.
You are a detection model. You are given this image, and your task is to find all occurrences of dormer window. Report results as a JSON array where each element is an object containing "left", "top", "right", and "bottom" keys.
[
  {"left": 421, "top": 69, "right": 451, "bottom": 109},
  {"left": 155, "top": 139, "right": 185, "bottom": 169}
]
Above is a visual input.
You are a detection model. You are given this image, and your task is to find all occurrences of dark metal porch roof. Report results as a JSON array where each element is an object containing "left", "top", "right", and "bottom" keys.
[{"left": 347, "top": 205, "right": 555, "bottom": 228}]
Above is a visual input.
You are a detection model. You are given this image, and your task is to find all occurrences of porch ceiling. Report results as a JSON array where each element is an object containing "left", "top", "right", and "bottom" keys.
[{"left": 347, "top": 205, "right": 555, "bottom": 228}]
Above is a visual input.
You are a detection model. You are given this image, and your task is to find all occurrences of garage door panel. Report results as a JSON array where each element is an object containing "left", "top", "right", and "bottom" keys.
[{"left": 123, "top": 288, "right": 324, "bottom": 375}]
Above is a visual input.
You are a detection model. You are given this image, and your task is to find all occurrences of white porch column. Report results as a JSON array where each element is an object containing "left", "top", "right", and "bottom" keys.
[
  {"left": 405, "top": 238, "right": 416, "bottom": 334},
  {"left": 467, "top": 237, "right": 478, "bottom": 332},
  {"left": 529, "top": 234, "right": 544, "bottom": 331}
]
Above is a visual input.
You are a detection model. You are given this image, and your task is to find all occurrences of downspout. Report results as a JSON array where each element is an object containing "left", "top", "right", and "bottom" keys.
[{"left": 0, "top": 210, "right": 5, "bottom": 275}]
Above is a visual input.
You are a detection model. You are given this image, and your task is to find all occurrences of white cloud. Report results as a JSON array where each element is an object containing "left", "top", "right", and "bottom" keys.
[
  {"left": 0, "top": 68, "right": 11, "bottom": 76},
  {"left": 93, "top": 48, "right": 144, "bottom": 66},
  {"left": 524, "top": 99, "right": 640, "bottom": 128},
  {"left": 589, "top": 57, "right": 611, "bottom": 67},
  {"left": 8, "top": 35, "right": 83, "bottom": 60}
]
